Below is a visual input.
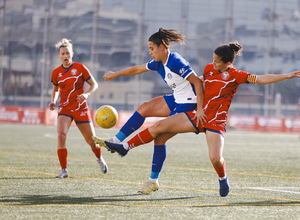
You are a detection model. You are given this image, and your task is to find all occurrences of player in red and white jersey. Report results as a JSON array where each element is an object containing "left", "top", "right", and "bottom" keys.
[
  {"left": 102, "top": 42, "right": 300, "bottom": 196},
  {"left": 49, "top": 38, "right": 108, "bottom": 178},
  {"left": 200, "top": 63, "right": 250, "bottom": 135}
]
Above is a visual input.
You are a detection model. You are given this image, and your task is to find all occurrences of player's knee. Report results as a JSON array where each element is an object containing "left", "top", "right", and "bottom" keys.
[
  {"left": 136, "top": 101, "right": 151, "bottom": 117},
  {"left": 57, "top": 132, "right": 67, "bottom": 143},
  {"left": 152, "top": 120, "right": 165, "bottom": 132}
]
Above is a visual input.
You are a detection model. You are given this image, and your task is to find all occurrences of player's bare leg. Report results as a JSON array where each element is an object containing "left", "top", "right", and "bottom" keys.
[
  {"left": 55, "top": 115, "right": 72, "bottom": 178},
  {"left": 77, "top": 122, "right": 108, "bottom": 174}
]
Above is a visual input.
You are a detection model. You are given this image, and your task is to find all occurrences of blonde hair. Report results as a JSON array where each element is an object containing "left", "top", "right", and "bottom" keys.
[{"left": 55, "top": 38, "right": 73, "bottom": 53}]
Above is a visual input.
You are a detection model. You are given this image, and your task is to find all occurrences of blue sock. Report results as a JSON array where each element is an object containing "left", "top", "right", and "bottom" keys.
[
  {"left": 150, "top": 145, "right": 167, "bottom": 179},
  {"left": 115, "top": 111, "right": 145, "bottom": 142}
]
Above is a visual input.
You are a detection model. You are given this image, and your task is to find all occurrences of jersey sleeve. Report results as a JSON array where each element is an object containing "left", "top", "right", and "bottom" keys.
[
  {"left": 203, "top": 64, "right": 214, "bottom": 80},
  {"left": 51, "top": 70, "right": 58, "bottom": 86},
  {"left": 170, "top": 55, "right": 193, "bottom": 79},
  {"left": 235, "top": 70, "right": 250, "bottom": 84},
  {"left": 82, "top": 64, "right": 92, "bottom": 81},
  {"left": 146, "top": 59, "right": 159, "bottom": 71}
]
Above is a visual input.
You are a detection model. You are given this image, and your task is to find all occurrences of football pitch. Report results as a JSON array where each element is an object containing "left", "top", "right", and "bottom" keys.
[{"left": 0, "top": 123, "right": 299, "bottom": 219}]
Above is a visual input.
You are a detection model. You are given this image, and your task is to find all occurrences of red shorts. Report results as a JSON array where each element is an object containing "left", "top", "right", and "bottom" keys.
[
  {"left": 184, "top": 111, "right": 226, "bottom": 136},
  {"left": 58, "top": 106, "right": 92, "bottom": 124}
]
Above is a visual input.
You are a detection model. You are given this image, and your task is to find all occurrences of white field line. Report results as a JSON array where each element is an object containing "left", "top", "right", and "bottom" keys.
[{"left": 247, "top": 187, "right": 300, "bottom": 195}]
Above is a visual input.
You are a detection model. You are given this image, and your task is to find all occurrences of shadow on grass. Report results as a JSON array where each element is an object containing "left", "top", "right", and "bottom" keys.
[
  {"left": 0, "top": 194, "right": 205, "bottom": 205},
  {"left": 190, "top": 200, "right": 300, "bottom": 207}
]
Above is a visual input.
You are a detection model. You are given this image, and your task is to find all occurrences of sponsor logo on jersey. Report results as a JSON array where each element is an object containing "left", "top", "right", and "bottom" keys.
[
  {"left": 71, "top": 69, "right": 77, "bottom": 75},
  {"left": 222, "top": 72, "right": 229, "bottom": 80},
  {"left": 170, "top": 83, "right": 176, "bottom": 89},
  {"left": 179, "top": 67, "right": 188, "bottom": 75},
  {"left": 167, "top": 72, "right": 172, "bottom": 79},
  {"left": 58, "top": 73, "right": 62, "bottom": 77},
  {"left": 80, "top": 111, "right": 87, "bottom": 116}
]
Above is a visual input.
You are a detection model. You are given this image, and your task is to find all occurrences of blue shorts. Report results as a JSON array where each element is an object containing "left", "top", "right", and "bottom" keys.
[{"left": 163, "top": 94, "right": 197, "bottom": 116}]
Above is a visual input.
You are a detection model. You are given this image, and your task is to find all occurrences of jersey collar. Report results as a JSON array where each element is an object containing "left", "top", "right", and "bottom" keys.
[{"left": 218, "top": 66, "right": 230, "bottom": 73}]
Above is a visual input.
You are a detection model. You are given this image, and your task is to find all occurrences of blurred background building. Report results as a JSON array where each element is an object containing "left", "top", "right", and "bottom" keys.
[{"left": 0, "top": 0, "right": 299, "bottom": 116}]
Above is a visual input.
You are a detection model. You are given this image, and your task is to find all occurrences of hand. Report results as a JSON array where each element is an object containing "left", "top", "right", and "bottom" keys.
[
  {"left": 103, "top": 71, "right": 117, "bottom": 81},
  {"left": 192, "top": 108, "right": 207, "bottom": 127},
  {"left": 49, "top": 102, "right": 56, "bottom": 111},
  {"left": 287, "top": 70, "right": 300, "bottom": 79},
  {"left": 76, "top": 93, "right": 88, "bottom": 103}
]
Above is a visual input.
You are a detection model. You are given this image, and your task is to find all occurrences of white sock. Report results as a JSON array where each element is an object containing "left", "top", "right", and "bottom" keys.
[
  {"left": 112, "top": 136, "right": 121, "bottom": 143},
  {"left": 219, "top": 174, "right": 227, "bottom": 181},
  {"left": 149, "top": 178, "right": 158, "bottom": 184},
  {"left": 123, "top": 143, "right": 129, "bottom": 150}
]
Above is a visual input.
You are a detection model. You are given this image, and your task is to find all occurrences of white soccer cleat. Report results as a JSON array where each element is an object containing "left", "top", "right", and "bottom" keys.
[
  {"left": 55, "top": 169, "right": 69, "bottom": 178},
  {"left": 137, "top": 180, "right": 159, "bottom": 195},
  {"left": 97, "top": 156, "right": 108, "bottom": 174}
]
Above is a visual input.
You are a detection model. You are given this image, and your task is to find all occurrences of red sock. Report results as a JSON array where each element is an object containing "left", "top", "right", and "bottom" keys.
[
  {"left": 57, "top": 148, "right": 68, "bottom": 169},
  {"left": 127, "top": 128, "right": 154, "bottom": 149},
  {"left": 213, "top": 160, "right": 226, "bottom": 178},
  {"left": 92, "top": 147, "right": 101, "bottom": 159}
]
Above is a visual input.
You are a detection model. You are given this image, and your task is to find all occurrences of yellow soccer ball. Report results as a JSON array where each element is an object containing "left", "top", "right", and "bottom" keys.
[{"left": 95, "top": 105, "right": 118, "bottom": 129}]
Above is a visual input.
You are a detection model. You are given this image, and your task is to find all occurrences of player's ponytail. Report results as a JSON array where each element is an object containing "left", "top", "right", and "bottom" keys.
[
  {"left": 149, "top": 28, "right": 186, "bottom": 49},
  {"left": 214, "top": 41, "right": 243, "bottom": 63}
]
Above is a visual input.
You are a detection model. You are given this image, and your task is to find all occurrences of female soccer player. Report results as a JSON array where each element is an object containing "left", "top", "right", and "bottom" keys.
[
  {"left": 101, "top": 27, "right": 204, "bottom": 142},
  {"left": 99, "top": 42, "right": 300, "bottom": 196},
  {"left": 49, "top": 38, "right": 108, "bottom": 178},
  {"left": 94, "top": 28, "right": 205, "bottom": 179}
]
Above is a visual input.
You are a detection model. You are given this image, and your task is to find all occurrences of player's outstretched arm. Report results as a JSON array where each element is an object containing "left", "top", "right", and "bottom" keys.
[
  {"left": 256, "top": 70, "right": 300, "bottom": 85},
  {"left": 103, "top": 63, "right": 149, "bottom": 81}
]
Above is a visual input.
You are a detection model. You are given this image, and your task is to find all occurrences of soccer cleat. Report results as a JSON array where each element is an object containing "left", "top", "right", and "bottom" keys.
[
  {"left": 55, "top": 169, "right": 69, "bottom": 178},
  {"left": 219, "top": 176, "right": 230, "bottom": 197},
  {"left": 92, "top": 136, "right": 107, "bottom": 147},
  {"left": 92, "top": 136, "right": 115, "bottom": 153},
  {"left": 137, "top": 180, "right": 159, "bottom": 195},
  {"left": 97, "top": 156, "right": 108, "bottom": 174},
  {"left": 104, "top": 141, "right": 129, "bottom": 157}
]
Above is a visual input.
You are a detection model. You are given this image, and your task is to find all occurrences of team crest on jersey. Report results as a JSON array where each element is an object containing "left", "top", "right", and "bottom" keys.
[
  {"left": 167, "top": 72, "right": 172, "bottom": 79},
  {"left": 222, "top": 72, "right": 229, "bottom": 80},
  {"left": 71, "top": 69, "right": 77, "bottom": 75}
]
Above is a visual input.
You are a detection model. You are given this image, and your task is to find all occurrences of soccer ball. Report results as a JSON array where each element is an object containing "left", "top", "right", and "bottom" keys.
[{"left": 95, "top": 105, "right": 118, "bottom": 129}]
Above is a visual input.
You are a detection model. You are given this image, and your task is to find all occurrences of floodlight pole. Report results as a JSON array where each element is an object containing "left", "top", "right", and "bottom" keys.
[
  {"left": 264, "top": 0, "right": 276, "bottom": 116},
  {"left": 0, "top": 0, "right": 6, "bottom": 106},
  {"left": 133, "top": 0, "right": 145, "bottom": 110},
  {"left": 40, "top": 0, "right": 51, "bottom": 109},
  {"left": 90, "top": 0, "right": 101, "bottom": 110}
]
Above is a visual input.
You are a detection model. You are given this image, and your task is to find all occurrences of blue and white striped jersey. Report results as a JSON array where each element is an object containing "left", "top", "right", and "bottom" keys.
[{"left": 147, "top": 51, "right": 197, "bottom": 104}]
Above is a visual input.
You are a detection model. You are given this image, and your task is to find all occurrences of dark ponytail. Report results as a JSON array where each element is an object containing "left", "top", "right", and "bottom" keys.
[
  {"left": 148, "top": 27, "right": 185, "bottom": 49},
  {"left": 214, "top": 41, "right": 243, "bottom": 63}
]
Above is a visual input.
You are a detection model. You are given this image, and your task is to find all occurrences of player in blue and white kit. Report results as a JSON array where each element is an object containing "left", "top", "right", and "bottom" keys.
[{"left": 94, "top": 28, "right": 205, "bottom": 193}]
